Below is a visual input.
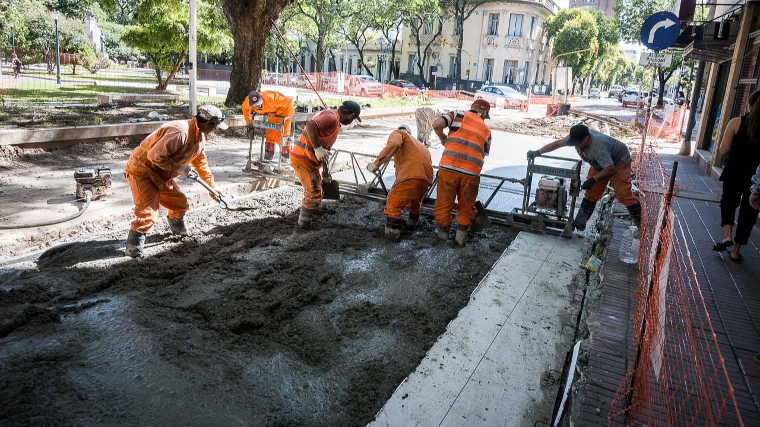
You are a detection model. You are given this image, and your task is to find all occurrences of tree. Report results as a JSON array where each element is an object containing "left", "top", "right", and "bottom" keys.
[
  {"left": 339, "top": 2, "right": 378, "bottom": 76},
  {"left": 595, "top": 46, "right": 628, "bottom": 88},
  {"left": 122, "top": 0, "right": 231, "bottom": 90},
  {"left": 371, "top": 0, "right": 405, "bottom": 80},
  {"left": 219, "top": 0, "right": 296, "bottom": 105},
  {"left": 654, "top": 52, "right": 682, "bottom": 106},
  {"left": 406, "top": 13, "right": 444, "bottom": 88},
  {"left": 615, "top": 0, "right": 671, "bottom": 43},
  {"left": 545, "top": 10, "right": 600, "bottom": 90},
  {"left": 294, "top": 0, "right": 347, "bottom": 75},
  {"left": 447, "top": 0, "right": 488, "bottom": 89},
  {"left": 100, "top": 21, "right": 143, "bottom": 62}
]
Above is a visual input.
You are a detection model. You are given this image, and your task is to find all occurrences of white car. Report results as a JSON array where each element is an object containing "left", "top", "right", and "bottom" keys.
[
  {"left": 621, "top": 90, "right": 643, "bottom": 108},
  {"left": 643, "top": 92, "right": 675, "bottom": 105},
  {"left": 608, "top": 84, "right": 624, "bottom": 98},
  {"left": 348, "top": 75, "right": 383, "bottom": 96},
  {"left": 475, "top": 85, "right": 528, "bottom": 107},
  {"left": 589, "top": 88, "right": 601, "bottom": 99}
]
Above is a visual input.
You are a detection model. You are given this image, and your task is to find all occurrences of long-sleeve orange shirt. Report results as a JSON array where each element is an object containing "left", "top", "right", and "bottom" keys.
[
  {"left": 375, "top": 130, "right": 434, "bottom": 184},
  {"left": 242, "top": 91, "right": 294, "bottom": 125},
  {"left": 126, "top": 118, "right": 214, "bottom": 187}
]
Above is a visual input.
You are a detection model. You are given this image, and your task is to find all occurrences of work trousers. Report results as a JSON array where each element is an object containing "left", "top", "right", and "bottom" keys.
[
  {"left": 385, "top": 178, "right": 430, "bottom": 220},
  {"left": 583, "top": 163, "right": 639, "bottom": 206},
  {"left": 126, "top": 173, "right": 189, "bottom": 233},
  {"left": 433, "top": 169, "right": 480, "bottom": 228},
  {"left": 265, "top": 117, "right": 292, "bottom": 155},
  {"left": 291, "top": 155, "right": 322, "bottom": 210},
  {"left": 415, "top": 108, "right": 436, "bottom": 146},
  {"left": 720, "top": 178, "right": 760, "bottom": 245}
]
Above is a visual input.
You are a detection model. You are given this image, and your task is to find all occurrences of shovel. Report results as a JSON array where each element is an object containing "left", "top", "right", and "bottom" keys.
[
  {"left": 321, "top": 163, "right": 341, "bottom": 200},
  {"left": 469, "top": 201, "right": 492, "bottom": 233},
  {"left": 187, "top": 170, "right": 256, "bottom": 211}
]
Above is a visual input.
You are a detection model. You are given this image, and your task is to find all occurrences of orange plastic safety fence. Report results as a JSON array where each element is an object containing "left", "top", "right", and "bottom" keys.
[
  {"left": 260, "top": 71, "right": 424, "bottom": 98},
  {"left": 607, "top": 133, "right": 744, "bottom": 426}
]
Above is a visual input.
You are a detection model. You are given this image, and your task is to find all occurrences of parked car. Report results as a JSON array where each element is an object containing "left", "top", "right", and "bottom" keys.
[
  {"left": 476, "top": 85, "right": 528, "bottom": 107},
  {"left": 619, "top": 85, "right": 640, "bottom": 102},
  {"left": 589, "top": 88, "right": 601, "bottom": 99},
  {"left": 347, "top": 75, "right": 383, "bottom": 96},
  {"left": 262, "top": 73, "right": 283, "bottom": 85},
  {"left": 643, "top": 91, "right": 675, "bottom": 106},
  {"left": 621, "top": 90, "right": 642, "bottom": 108},
  {"left": 388, "top": 79, "right": 421, "bottom": 95},
  {"left": 608, "top": 84, "right": 624, "bottom": 98}
]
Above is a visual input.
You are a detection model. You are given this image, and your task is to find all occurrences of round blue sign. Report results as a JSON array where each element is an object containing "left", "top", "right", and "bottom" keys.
[{"left": 640, "top": 11, "right": 680, "bottom": 52}]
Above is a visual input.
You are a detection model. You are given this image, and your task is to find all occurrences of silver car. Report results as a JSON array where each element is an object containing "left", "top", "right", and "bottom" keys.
[{"left": 476, "top": 85, "right": 528, "bottom": 107}]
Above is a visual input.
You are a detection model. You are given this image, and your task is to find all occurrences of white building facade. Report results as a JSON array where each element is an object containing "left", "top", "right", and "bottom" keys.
[{"left": 398, "top": 0, "right": 558, "bottom": 90}]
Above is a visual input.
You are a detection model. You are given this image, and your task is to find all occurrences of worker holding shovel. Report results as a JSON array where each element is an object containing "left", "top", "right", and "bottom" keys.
[
  {"left": 290, "top": 100, "right": 362, "bottom": 229},
  {"left": 124, "top": 105, "right": 227, "bottom": 258},
  {"left": 367, "top": 125, "right": 433, "bottom": 241}
]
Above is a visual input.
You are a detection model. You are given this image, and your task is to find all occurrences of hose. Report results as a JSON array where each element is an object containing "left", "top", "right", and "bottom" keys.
[{"left": 0, "top": 191, "right": 92, "bottom": 230}]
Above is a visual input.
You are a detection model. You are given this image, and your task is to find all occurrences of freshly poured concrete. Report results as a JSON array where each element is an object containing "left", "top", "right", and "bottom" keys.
[{"left": 370, "top": 232, "right": 584, "bottom": 427}]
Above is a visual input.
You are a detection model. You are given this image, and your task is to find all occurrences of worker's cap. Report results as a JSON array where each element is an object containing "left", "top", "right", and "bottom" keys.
[
  {"left": 566, "top": 124, "right": 590, "bottom": 146},
  {"left": 197, "top": 105, "right": 228, "bottom": 130},
  {"left": 247, "top": 90, "right": 262, "bottom": 106},
  {"left": 397, "top": 125, "right": 411, "bottom": 134},
  {"left": 340, "top": 100, "right": 362, "bottom": 122},
  {"left": 471, "top": 99, "right": 491, "bottom": 119}
]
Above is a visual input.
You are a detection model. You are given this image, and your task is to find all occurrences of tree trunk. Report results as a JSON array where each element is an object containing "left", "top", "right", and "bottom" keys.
[
  {"left": 681, "top": 60, "right": 706, "bottom": 155},
  {"left": 657, "top": 70, "right": 666, "bottom": 107},
  {"left": 222, "top": 0, "right": 290, "bottom": 106},
  {"left": 152, "top": 55, "right": 164, "bottom": 90},
  {"left": 159, "top": 52, "right": 186, "bottom": 90},
  {"left": 455, "top": 30, "right": 464, "bottom": 90}
]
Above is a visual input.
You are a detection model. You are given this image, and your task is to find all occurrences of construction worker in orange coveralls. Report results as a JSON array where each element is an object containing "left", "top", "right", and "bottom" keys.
[
  {"left": 367, "top": 125, "right": 433, "bottom": 241},
  {"left": 124, "top": 105, "right": 228, "bottom": 258},
  {"left": 290, "top": 100, "right": 362, "bottom": 229},
  {"left": 242, "top": 90, "right": 294, "bottom": 160},
  {"left": 431, "top": 99, "right": 492, "bottom": 246}
]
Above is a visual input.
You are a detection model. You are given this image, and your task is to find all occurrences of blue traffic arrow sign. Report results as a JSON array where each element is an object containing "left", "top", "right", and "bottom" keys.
[{"left": 640, "top": 12, "right": 680, "bottom": 52}]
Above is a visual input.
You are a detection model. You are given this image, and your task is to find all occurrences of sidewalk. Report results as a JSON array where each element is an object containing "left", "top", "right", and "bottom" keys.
[{"left": 578, "top": 153, "right": 760, "bottom": 426}]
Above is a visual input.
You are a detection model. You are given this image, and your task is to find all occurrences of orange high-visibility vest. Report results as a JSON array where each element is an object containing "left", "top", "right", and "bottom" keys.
[
  {"left": 291, "top": 109, "right": 341, "bottom": 164},
  {"left": 440, "top": 111, "right": 491, "bottom": 175}
]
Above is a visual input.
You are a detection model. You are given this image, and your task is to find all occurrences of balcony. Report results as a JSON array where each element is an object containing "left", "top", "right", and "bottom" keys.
[
  {"left": 420, "top": 34, "right": 442, "bottom": 45},
  {"left": 504, "top": 37, "right": 523, "bottom": 49},
  {"left": 483, "top": 35, "right": 499, "bottom": 47}
]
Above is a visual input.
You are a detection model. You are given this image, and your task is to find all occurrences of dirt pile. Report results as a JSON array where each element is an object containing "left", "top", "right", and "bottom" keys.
[
  {"left": 490, "top": 114, "right": 638, "bottom": 140},
  {"left": 0, "top": 189, "right": 516, "bottom": 426}
]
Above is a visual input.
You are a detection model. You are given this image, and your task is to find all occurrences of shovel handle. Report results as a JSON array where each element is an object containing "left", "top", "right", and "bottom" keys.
[{"left": 187, "top": 170, "right": 228, "bottom": 208}]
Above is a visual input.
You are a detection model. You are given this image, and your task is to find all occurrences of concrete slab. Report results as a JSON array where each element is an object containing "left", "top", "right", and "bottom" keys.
[{"left": 370, "top": 232, "right": 584, "bottom": 427}]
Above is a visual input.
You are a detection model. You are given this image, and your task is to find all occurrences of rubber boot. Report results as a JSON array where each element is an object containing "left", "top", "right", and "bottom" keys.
[
  {"left": 406, "top": 213, "right": 420, "bottom": 229},
  {"left": 168, "top": 217, "right": 187, "bottom": 236},
  {"left": 385, "top": 217, "right": 404, "bottom": 242},
  {"left": 454, "top": 224, "right": 469, "bottom": 247},
  {"left": 627, "top": 203, "right": 642, "bottom": 229},
  {"left": 572, "top": 198, "right": 597, "bottom": 231},
  {"left": 437, "top": 226, "right": 449, "bottom": 241},
  {"left": 125, "top": 230, "right": 146, "bottom": 258},
  {"left": 281, "top": 144, "right": 291, "bottom": 160},
  {"left": 264, "top": 150, "right": 275, "bottom": 161},
  {"left": 298, "top": 207, "right": 316, "bottom": 229}
]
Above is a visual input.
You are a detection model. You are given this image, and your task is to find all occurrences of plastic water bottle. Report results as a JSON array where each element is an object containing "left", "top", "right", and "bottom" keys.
[{"left": 619, "top": 226, "right": 640, "bottom": 264}]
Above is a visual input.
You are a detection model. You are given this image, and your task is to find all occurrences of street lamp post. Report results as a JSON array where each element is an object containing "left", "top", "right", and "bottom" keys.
[
  {"left": 53, "top": 13, "right": 61, "bottom": 84},
  {"left": 10, "top": 23, "right": 15, "bottom": 55}
]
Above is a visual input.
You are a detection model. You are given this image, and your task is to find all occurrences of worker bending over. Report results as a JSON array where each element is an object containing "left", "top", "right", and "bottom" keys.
[
  {"left": 431, "top": 99, "right": 492, "bottom": 246},
  {"left": 125, "top": 105, "right": 228, "bottom": 257},
  {"left": 291, "top": 100, "right": 362, "bottom": 229},
  {"left": 528, "top": 124, "right": 641, "bottom": 231},
  {"left": 242, "top": 90, "right": 294, "bottom": 160},
  {"left": 367, "top": 125, "right": 433, "bottom": 241},
  {"left": 415, "top": 105, "right": 443, "bottom": 147}
]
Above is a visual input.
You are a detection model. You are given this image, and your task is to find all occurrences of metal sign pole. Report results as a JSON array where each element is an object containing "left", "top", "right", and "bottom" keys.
[
  {"left": 189, "top": 0, "right": 198, "bottom": 116},
  {"left": 641, "top": 61, "right": 658, "bottom": 153}
]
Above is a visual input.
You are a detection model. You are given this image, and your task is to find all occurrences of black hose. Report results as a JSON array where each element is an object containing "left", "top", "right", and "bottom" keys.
[{"left": 0, "top": 191, "right": 92, "bottom": 230}]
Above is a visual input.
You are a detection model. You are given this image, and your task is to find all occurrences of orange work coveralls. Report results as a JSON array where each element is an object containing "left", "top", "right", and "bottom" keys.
[
  {"left": 242, "top": 91, "right": 294, "bottom": 156},
  {"left": 290, "top": 109, "right": 341, "bottom": 209},
  {"left": 374, "top": 130, "right": 433, "bottom": 222},
  {"left": 433, "top": 110, "right": 492, "bottom": 228},
  {"left": 125, "top": 118, "right": 215, "bottom": 233}
]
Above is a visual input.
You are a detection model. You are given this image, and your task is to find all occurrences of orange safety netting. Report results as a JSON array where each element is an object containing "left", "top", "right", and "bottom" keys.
[
  {"left": 607, "top": 122, "right": 744, "bottom": 426},
  {"left": 260, "top": 71, "right": 424, "bottom": 98}
]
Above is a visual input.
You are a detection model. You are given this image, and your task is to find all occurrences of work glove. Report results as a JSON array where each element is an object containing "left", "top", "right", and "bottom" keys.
[
  {"left": 527, "top": 150, "right": 541, "bottom": 160},
  {"left": 314, "top": 146, "right": 330, "bottom": 163},
  {"left": 581, "top": 177, "right": 597, "bottom": 190},
  {"left": 177, "top": 164, "right": 192, "bottom": 178},
  {"left": 366, "top": 162, "right": 379, "bottom": 174}
]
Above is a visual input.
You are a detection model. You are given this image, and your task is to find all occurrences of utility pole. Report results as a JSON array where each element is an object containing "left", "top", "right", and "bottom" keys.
[
  {"left": 54, "top": 13, "right": 61, "bottom": 85},
  {"left": 10, "top": 23, "right": 15, "bottom": 54},
  {"left": 189, "top": 0, "right": 198, "bottom": 115}
]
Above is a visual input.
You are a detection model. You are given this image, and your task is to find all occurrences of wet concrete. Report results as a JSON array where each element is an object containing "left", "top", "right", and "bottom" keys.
[{"left": 0, "top": 188, "right": 517, "bottom": 426}]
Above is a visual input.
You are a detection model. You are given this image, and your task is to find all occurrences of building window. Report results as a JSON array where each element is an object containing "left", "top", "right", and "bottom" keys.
[
  {"left": 449, "top": 56, "right": 456, "bottom": 78},
  {"left": 487, "top": 13, "right": 499, "bottom": 36},
  {"left": 453, "top": 20, "right": 463, "bottom": 35},
  {"left": 508, "top": 14, "right": 524, "bottom": 37},
  {"left": 423, "top": 20, "right": 434, "bottom": 35},
  {"left": 503, "top": 59, "right": 518, "bottom": 84},
  {"left": 529, "top": 16, "right": 536, "bottom": 38},
  {"left": 409, "top": 54, "right": 416, "bottom": 74},
  {"left": 483, "top": 58, "right": 495, "bottom": 83},
  {"left": 524, "top": 61, "right": 530, "bottom": 85}
]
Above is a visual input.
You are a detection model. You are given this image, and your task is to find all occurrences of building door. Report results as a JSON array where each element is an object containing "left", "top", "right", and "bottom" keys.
[
  {"left": 701, "top": 62, "right": 731, "bottom": 152},
  {"left": 503, "top": 60, "right": 517, "bottom": 84},
  {"left": 449, "top": 56, "right": 456, "bottom": 78}
]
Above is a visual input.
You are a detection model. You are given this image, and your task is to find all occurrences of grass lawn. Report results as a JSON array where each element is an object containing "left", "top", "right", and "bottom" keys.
[{"left": 1, "top": 82, "right": 161, "bottom": 105}]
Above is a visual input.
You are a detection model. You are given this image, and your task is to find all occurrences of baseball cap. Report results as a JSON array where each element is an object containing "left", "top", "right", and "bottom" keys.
[
  {"left": 566, "top": 124, "right": 590, "bottom": 146},
  {"left": 197, "top": 105, "right": 228, "bottom": 130},
  {"left": 340, "top": 100, "right": 362, "bottom": 122},
  {"left": 247, "top": 90, "right": 262, "bottom": 106},
  {"left": 471, "top": 99, "right": 491, "bottom": 119},
  {"left": 398, "top": 124, "right": 411, "bottom": 134}
]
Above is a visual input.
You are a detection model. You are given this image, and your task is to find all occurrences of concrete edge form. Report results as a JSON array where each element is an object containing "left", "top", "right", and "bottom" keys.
[{"left": 369, "top": 231, "right": 585, "bottom": 427}]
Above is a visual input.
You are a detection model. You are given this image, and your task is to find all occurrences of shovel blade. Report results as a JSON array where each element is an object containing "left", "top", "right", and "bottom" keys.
[
  {"left": 470, "top": 201, "right": 492, "bottom": 233},
  {"left": 322, "top": 180, "right": 341, "bottom": 200}
]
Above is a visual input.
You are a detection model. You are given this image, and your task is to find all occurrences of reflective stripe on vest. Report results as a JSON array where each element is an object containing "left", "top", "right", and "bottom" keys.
[
  {"left": 440, "top": 111, "right": 489, "bottom": 175},
  {"left": 290, "top": 109, "right": 340, "bottom": 163}
]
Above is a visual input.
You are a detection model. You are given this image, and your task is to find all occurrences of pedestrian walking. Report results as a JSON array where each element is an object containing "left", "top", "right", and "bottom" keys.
[
  {"left": 11, "top": 53, "right": 22, "bottom": 79},
  {"left": 713, "top": 90, "right": 760, "bottom": 261}
]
